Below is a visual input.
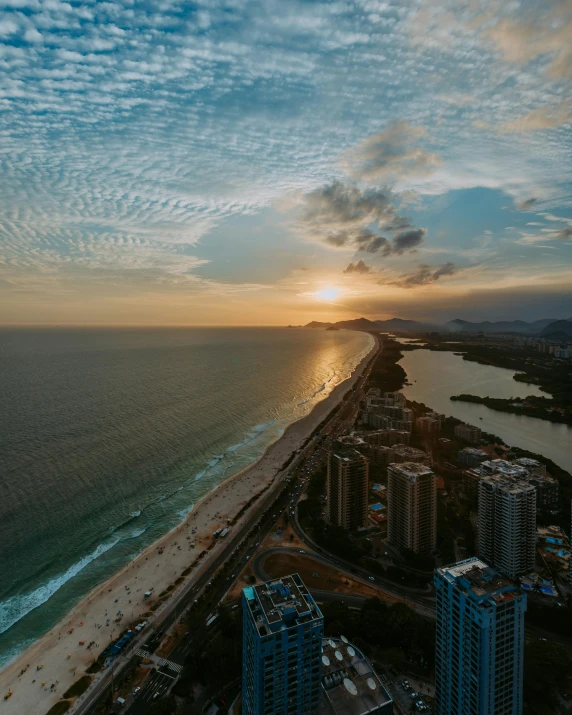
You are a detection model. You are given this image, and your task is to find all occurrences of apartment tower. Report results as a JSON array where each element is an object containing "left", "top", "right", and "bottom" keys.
[
  {"left": 242, "top": 574, "right": 324, "bottom": 715},
  {"left": 387, "top": 462, "right": 437, "bottom": 554},
  {"left": 477, "top": 475, "right": 536, "bottom": 579},
  {"left": 327, "top": 442, "right": 369, "bottom": 530},
  {"left": 435, "top": 558, "right": 526, "bottom": 715}
]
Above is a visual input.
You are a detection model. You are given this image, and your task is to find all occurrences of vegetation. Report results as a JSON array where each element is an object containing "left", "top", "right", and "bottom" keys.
[
  {"left": 524, "top": 640, "right": 572, "bottom": 713},
  {"left": 367, "top": 337, "right": 408, "bottom": 393},
  {"left": 451, "top": 393, "right": 572, "bottom": 425},
  {"left": 46, "top": 702, "right": 71, "bottom": 715},
  {"left": 183, "top": 609, "right": 242, "bottom": 690},
  {"left": 62, "top": 675, "right": 92, "bottom": 699},
  {"left": 146, "top": 695, "right": 178, "bottom": 715},
  {"left": 321, "top": 597, "right": 435, "bottom": 671}
]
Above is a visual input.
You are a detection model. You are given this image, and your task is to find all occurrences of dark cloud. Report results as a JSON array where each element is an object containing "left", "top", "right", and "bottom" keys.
[
  {"left": 343, "top": 260, "right": 372, "bottom": 274},
  {"left": 392, "top": 228, "right": 426, "bottom": 254},
  {"left": 517, "top": 197, "right": 538, "bottom": 210},
  {"left": 299, "top": 181, "right": 426, "bottom": 256},
  {"left": 385, "top": 261, "right": 458, "bottom": 288},
  {"left": 556, "top": 227, "right": 572, "bottom": 239}
]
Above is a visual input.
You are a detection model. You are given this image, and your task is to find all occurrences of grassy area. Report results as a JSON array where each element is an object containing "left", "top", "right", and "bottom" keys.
[
  {"left": 62, "top": 675, "right": 92, "bottom": 699},
  {"left": 46, "top": 701, "right": 71, "bottom": 715},
  {"left": 263, "top": 552, "right": 387, "bottom": 599}
]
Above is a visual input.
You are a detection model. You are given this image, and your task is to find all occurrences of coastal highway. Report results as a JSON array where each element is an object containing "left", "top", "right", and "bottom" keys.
[{"left": 71, "top": 337, "right": 384, "bottom": 714}]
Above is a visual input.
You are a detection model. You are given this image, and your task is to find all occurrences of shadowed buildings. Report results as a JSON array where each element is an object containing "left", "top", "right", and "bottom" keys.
[
  {"left": 435, "top": 558, "right": 526, "bottom": 715},
  {"left": 387, "top": 462, "right": 437, "bottom": 554}
]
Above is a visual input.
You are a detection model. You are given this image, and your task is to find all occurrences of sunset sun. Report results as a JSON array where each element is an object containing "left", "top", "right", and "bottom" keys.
[{"left": 314, "top": 287, "right": 340, "bottom": 302}]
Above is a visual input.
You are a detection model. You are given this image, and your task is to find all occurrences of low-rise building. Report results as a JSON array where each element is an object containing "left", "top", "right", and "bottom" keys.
[
  {"left": 320, "top": 637, "right": 393, "bottom": 715},
  {"left": 458, "top": 447, "right": 488, "bottom": 468}
]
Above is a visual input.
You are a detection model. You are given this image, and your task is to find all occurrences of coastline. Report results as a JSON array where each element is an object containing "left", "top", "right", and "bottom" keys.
[{"left": 0, "top": 331, "right": 377, "bottom": 715}]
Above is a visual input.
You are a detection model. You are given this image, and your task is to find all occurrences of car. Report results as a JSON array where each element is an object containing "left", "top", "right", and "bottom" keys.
[
  {"left": 368, "top": 576, "right": 375, "bottom": 582},
  {"left": 245, "top": 555, "right": 250, "bottom": 560},
  {"left": 132, "top": 687, "right": 141, "bottom": 697},
  {"left": 299, "top": 550, "right": 306, "bottom": 554},
  {"left": 410, "top": 692, "right": 418, "bottom": 699}
]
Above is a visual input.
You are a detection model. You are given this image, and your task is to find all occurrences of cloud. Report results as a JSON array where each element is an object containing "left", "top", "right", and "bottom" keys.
[
  {"left": 344, "top": 120, "right": 442, "bottom": 183},
  {"left": 385, "top": 261, "right": 458, "bottom": 288},
  {"left": 392, "top": 228, "right": 426, "bottom": 255},
  {"left": 557, "top": 227, "right": 572, "bottom": 240},
  {"left": 500, "top": 105, "right": 572, "bottom": 134},
  {"left": 298, "top": 181, "right": 426, "bottom": 256},
  {"left": 485, "top": 6, "right": 572, "bottom": 80},
  {"left": 343, "top": 259, "right": 371, "bottom": 274},
  {"left": 517, "top": 198, "right": 538, "bottom": 211}
]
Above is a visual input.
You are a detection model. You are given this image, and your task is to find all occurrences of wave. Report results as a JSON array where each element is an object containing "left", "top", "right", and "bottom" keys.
[
  {"left": 0, "top": 538, "right": 119, "bottom": 636},
  {"left": 129, "top": 510, "right": 141, "bottom": 518},
  {"left": 176, "top": 503, "right": 195, "bottom": 520}
]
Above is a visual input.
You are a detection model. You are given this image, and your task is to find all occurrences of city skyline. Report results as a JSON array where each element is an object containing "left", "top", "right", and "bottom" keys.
[{"left": 1, "top": 1, "right": 572, "bottom": 325}]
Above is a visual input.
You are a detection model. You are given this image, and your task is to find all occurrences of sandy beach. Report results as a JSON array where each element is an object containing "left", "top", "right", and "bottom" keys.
[{"left": 0, "top": 333, "right": 377, "bottom": 715}]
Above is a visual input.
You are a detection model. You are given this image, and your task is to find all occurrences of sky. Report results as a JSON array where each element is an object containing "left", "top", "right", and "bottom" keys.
[{"left": 1, "top": 0, "right": 572, "bottom": 326}]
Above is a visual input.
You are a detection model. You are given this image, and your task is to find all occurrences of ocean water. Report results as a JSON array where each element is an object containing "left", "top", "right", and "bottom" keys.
[{"left": 0, "top": 327, "right": 373, "bottom": 667}]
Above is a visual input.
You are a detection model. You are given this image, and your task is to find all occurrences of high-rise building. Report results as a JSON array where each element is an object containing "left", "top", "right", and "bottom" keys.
[
  {"left": 435, "top": 558, "right": 527, "bottom": 715},
  {"left": 242, "top": 574, "right": 324, "bottom": 715},
  {"left": 454, "top": 423, "right": 482, "bottom": 444},
  {"left": 478, "top": 475, "right": 536, "bottom": 579},
  {"left": 327, "top": 442, "right": 369, "bottom": 530},
  {"left": 387, "top": 462, "right": 436, "bottom": 554}
]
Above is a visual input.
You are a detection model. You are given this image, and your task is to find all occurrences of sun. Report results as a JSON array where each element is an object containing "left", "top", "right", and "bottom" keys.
[{"left": 314, "top": 287, "right": 340, "bottom": 302}]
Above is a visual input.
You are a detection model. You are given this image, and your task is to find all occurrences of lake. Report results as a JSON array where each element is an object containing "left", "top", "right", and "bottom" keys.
[{"left": 398, "top": 346, "right": 572, "bottom": 475}]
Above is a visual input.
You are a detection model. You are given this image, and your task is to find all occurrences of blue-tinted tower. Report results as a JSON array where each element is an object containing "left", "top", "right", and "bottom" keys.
[
  {"left": 435, "top": 557, "right": 527, "bottom": 715},
  {"left": 242, "top": 573, "right": 324, "bottom": 715}
]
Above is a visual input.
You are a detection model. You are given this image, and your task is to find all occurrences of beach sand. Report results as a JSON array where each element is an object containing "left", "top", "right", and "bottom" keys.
[{"left": 0, "top": 334, "right": 377, "bottom": 714}]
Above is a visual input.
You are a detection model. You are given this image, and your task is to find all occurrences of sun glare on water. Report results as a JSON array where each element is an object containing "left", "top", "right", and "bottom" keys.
[{"left": 314, "top": 287, "right": 340, "bottom": 301}]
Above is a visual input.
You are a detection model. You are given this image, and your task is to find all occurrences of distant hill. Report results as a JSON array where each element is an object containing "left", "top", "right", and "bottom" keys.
[
  {"left": 540, "top": 320, "right": 572, "bottom": 339},
  {"left": 446, "top": 318, "right": 560, "bottom": 334},
  {"left": 304, "top": 317, "right": 440, "bottom": 333},
  {"left": 301, "top": 315, "right": 572, "bottom": 335}
]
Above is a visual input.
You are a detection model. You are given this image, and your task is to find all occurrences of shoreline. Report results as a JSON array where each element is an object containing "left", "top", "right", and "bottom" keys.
[{"left": 0, "top": 331, "right": 377, "bottom": 715}]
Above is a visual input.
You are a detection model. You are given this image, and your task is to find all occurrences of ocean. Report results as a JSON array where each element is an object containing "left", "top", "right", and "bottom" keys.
[{"left": 0, "top": 326, "right": 373, "bottom": 668}]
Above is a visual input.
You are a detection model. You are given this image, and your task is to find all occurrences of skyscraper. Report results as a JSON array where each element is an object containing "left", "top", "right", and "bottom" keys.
[
  {"left": 478, "top": 474, "right": 536, "bottom": 579},
  {"left": 435, "top": 558, "right": 527, "bottom": 715},
  {"left": 242, "top": 574, "right": 324, "bottom": 715},
  {"left": 387, "top": 462, "right": 436, "bottom": 554},
  {"left": 327, "top": 441, "right": 369, "bottom": 530}
]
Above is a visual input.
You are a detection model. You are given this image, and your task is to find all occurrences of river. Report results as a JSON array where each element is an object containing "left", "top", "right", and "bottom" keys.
[{"left": 398, "top": 346, "right": 572, "bottom": 475}]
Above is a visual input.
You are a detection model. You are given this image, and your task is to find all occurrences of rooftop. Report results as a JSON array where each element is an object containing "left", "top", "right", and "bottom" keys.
[
  {"left": 388, "top": 462, "right": 434, "bottom": 481},
  {"left": 320, "top": 637, "right": 393, "bottom": 715},
  {"left": 244, "top": 574, "right": 322, "bottom": 636},
  {"left": 440, "top": 558, "right": 520, "bottom": 605}
]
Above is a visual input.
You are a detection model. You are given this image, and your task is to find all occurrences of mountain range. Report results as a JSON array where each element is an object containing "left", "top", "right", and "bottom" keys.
[{"left": 298, "top": 317, "right": 572, "bottom": 336}]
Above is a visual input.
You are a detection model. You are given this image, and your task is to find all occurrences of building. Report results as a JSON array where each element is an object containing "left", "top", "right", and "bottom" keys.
[
  {"left": 434, "top": 558, "right": 527, "bottom": 715},
  {"left": 327, "top": 442, "right": 369, "bottom": 530},
  {"left": 362, "top": 429, "right": 410, "bottom": 447},
  {"left": 478, "top": 475, "right": 536, "bottom": 579},
  {"left": 458, "top": 447, "right": 488, "bottom": 468},
  {"left": 242, "top": 574, "right": 324, "bottom": 715},
  {"left": 463, "top": 468, "right": 482, "bottom": 503},
  {"left": 415, "top": 415, "right": 441, "bottom": 434},
  {"left": 454, "top": 423, "right": 482, "bottom": 444},
  {"left": 480, "top": 458, "right": 557, "bottom": 510},
  {"left": 320, "top": 637, "right": 393, "bottom": 715},
  {"left": 391, "top": 445, "right": 430, "bottom": 465},
  {"left": 387, "top": 462, "right": 437, "bottom": 554}
]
